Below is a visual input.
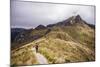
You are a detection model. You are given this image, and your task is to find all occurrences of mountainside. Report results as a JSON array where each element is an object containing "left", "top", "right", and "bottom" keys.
[
  {"left": 11, "top": 15, "right": 95, "bottom": 65},
  {"left": 11, "top": 28, "right": 26, "bottom": 42}
]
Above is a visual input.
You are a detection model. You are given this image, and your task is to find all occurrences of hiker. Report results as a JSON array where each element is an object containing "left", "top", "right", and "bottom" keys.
[{"left": 35, "top": 45, "right": 39, "bottom": 53}]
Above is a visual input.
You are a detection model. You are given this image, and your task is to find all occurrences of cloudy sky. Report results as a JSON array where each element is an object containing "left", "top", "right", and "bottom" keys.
[{"left": 11, "top": 0, "right": 95, "bottom": 29}]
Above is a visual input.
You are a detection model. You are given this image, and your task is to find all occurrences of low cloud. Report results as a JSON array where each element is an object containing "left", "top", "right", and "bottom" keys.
[{"left": 11, "top": 0, "right": 95, "bottom": 28}]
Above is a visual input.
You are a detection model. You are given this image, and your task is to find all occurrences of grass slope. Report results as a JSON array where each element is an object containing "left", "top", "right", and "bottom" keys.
[{"left": 11, "top": 23, "right": 95, "bottom": 65}]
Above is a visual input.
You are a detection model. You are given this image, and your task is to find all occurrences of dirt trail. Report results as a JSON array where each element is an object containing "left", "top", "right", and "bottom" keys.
[
  {"left": 32, "top": 48, "right": 48, "bottom": 64},
  {"left": 36, "top": 53, "right": 48, "bottom": 64}
]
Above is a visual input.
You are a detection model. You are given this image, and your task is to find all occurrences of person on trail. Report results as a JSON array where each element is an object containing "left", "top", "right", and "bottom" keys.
[{"left": 35, "top": 44, "right": 39, "bottom": 53}]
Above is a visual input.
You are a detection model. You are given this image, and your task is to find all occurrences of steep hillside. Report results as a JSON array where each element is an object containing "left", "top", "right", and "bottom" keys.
[
  {"left": 11, "top": 15, "right": 95, "bottom": 65},
  {"left": 11, "top": 28, "right": 50, "bottom": 50},
  {"left": 11, "top": 28, "right": 26, "bottom": 42}
]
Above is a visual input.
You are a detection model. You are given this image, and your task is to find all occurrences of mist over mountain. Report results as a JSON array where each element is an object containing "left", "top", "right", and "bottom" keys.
[{"left": 11, "top": 0, "right": 95, "bottom": 29}]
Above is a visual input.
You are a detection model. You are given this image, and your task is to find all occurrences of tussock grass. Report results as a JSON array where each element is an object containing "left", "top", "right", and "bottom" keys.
[
  {"left": 11, "top": 44, "right": 38, "bottom": 66},
  {"left": 34, "top": 37, "right": 95, "bottom": 63},
  {"left": 11, "top": 24, "right": 95, "bottom": 65}
]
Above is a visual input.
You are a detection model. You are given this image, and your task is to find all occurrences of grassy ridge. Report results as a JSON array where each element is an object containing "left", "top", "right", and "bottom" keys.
[
  {"left": 35, "top": 26, "right": 95, "bottom": 63},
  {"left": 11, "top": 23, "right": 95, "bottom": 65}
]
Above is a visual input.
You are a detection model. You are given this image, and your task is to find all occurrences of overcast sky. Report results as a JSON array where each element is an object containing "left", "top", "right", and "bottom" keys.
[{"left": 11, "top": 0, "right": 95, "bottom": 29}]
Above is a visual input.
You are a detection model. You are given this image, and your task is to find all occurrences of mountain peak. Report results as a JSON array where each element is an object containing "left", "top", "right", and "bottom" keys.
[
  {"left": 74, "top": 15, "right": 82, "bottom": 22},
  {"left": 35, "top": 25, "right": 46, "bottom": 30},
  {"left": 56, "top": 15, "right": 83, "bottom": 26},
  {"left": 76, "top": 15, "right": 81, "bottom": 18},
  {"left": 47, "top": 15, "right": 90, "bottom": 28}
]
